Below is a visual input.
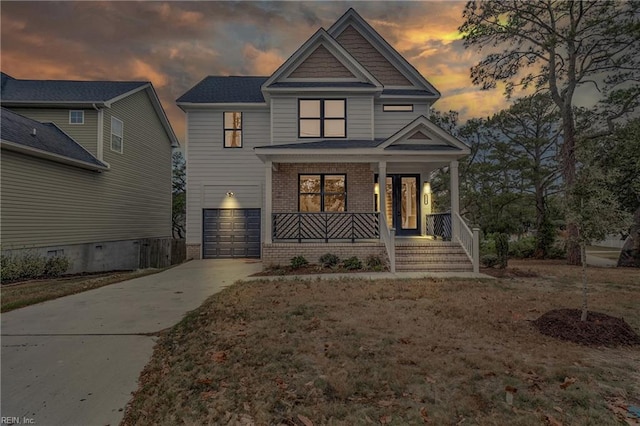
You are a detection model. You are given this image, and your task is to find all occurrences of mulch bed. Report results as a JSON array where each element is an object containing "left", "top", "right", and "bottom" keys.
[
  {"left": 533, "top": 308, "right": 640, "bottom": 347},
  {"left": 251, "top": 264, "right": 385, "bottom": 276},
  {"left": 481, "top": 266, "right": 539, "bottom": 278}
]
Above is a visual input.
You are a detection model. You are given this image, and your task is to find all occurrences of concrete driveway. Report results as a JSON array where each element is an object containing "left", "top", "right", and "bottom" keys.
[{"left": 1, "top": 259, "right": 261, "bottom": 426}]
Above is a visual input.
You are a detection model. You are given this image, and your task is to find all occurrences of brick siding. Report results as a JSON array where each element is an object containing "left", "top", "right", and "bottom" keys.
[
  {"left": 262, "top": 242, "right": 386, "bottom": 267},
  {"left": 186, "top": 244, "right": 201, "bottom": 260}
]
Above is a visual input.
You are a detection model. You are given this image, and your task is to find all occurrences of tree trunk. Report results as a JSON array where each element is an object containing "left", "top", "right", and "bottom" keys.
[
  {"left": 561, "top": 106, "right": 581, "bottom": 265},
  {"left": 581, "top": 242, "right": 588, "bottom": 321},
  {"left": 618, "top": 205, "right": 640, "bottom": 267}
]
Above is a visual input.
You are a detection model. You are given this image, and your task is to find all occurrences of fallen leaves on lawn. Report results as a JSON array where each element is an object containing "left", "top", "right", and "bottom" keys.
[
  {"left": 420, "top": 406, "right": 429, "bottom": 423},
  {"left": 559, "top": 377, "right": 576, "bottom": 389},
  {"left": 297, "top": 414, "right": 314, "bottom": 426},
  {"left": 211, "top": 351, "right": 227, "bottom": 364}
]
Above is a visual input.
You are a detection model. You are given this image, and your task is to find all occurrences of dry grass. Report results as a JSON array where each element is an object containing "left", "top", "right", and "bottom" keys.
[
  {"left": 1, "top": 269, "right": 165, "bottom": 312},
  {"left": 122, "top": 260, "right": 640, "bottom": 425}
]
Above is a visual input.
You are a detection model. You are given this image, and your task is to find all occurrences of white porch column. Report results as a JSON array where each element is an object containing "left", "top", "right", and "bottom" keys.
[
  {"left": 378, "top": 161, "right": 387, "bottom": 230},
  {"left": 264, "top": 160, "right": 273, "bottom": 244},
  {"left": 450, "top": 160, "right": 459, "bottom": 240}
]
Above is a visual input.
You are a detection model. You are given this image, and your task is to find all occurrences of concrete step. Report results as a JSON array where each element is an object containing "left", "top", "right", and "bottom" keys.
[{"left": 396, "top": 263, "right": 473, "bottom": 272}]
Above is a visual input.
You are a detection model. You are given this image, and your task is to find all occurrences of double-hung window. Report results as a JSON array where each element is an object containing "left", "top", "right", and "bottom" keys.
[
  {"left": 299, "top": 99, "right": 346, "bottom": 138},
  {"left": 299, "top": 174, "right": 346, "bottom": 212},
  {"left": 111, "top": 117, "right": 123, "bottom": 153},
  {"left": 224, "top": 112, "right": 242, "bottom": 148}
]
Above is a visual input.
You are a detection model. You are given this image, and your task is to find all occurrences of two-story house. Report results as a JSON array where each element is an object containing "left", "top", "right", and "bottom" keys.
[
  {"left": 1, "top": 72, "right": 178, "bottom": 273},
  {"left": 177, "top": 9, "right": 479, "bottom": 272}
]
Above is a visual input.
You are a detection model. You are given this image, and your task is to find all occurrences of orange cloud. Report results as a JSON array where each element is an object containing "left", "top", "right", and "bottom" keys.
[
  {"left": 129, "top": 58, "right": 169, "bottom": 87},
  {"left": 242, "top": 44, "right": 284, "bottom": 75}
]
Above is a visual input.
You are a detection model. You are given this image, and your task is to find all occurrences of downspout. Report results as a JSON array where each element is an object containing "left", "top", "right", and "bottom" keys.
[{"left": 93, "top": 103, "right": 104, "bottom": 161}]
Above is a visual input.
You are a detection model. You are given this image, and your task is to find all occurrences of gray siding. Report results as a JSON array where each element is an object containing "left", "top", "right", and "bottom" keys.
[
  {"left": 374, "top": 100, "right": 431, "bottom": 139},
  {"left": 9, "top": 108, "right": 99, "bottom": 156},
  {"left": 185, "top": 109, "right": 270, "bottom": 245},
  {"left": 288, "top": 45, "right": 356, "bottom": 78},
  {"left": 1, "top": 90, "right": 173, "bottom": 248},
  {"left": 271, "top": 95, "right": 372, "bottom": 144}
]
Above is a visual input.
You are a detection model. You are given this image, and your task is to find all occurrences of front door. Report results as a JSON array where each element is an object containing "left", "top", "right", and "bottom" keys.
[{"left": 378, "top": 174, "right": 420, "bottom": 236}]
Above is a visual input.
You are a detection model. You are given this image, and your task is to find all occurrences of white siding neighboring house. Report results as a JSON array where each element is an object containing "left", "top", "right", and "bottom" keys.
[
  {"left": 1, "top": 72, "right": 178, "bottom": 273},
  {"left": 177, "top": 8, "right": 480, "bottom": 273}
]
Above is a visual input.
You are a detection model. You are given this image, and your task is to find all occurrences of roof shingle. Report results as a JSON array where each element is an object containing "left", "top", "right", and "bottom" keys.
[{"left": 177, "top": 76, "right": 268, "bottom": 104}]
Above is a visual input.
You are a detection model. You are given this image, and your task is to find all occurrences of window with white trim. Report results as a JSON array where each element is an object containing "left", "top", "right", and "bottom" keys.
[
  {"left": 69, "top": 110, "right": 84, "bottom": 124},
  {"left": 111, "top": 117, "right": 123, "bottom": 153},
  {"left": 299, "top": 99, "right": 346, "bottom": 138},
  {"left": 383, "top": 104, "right": 413, "bottom": 112}
]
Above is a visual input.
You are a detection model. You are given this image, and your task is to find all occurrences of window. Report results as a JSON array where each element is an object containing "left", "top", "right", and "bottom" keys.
[
  {"left": 383, "top": 104, "right": 413, "bottom": 112},
  {"left": 299, "top": 99, "right": 346, "bottom": 138},
  {"left": 224, "top": 112, "right": 242, "bottom": 148},
  {"left": 299, "top": 174, "right": 346, "bottom": 212},
  {"left": 111, "top": 117, "right": 123, "bottom": 153},
  {"left": 69, "top": 110, "right": 84, "bottom": 124}
]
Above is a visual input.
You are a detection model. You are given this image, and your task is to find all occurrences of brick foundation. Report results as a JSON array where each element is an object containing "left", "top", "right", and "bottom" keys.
[
  {"left": 262, "top": 242, "right": 386, "bottom": 267},
  {"left": 186, "top": 244, "right": 201, "bottom": 260}
]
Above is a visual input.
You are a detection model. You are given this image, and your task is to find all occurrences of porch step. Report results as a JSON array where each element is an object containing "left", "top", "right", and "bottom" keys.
[{"left": 394, "top": 241, "right": 473, "bottom": 272}]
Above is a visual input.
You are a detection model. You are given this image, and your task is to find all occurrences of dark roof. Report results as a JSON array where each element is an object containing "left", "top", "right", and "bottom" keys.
[
  {"left": 256, "top": 139, "right": 385, "bottom": 150},
  {"left": 268, "top": 82, "right": 376, "bottom": 89},
  {"left": 0, "top": 72, "right": 147, "bottom": 104},
  {"left": 1, "top": 108, "right": 107, "bottom": 168},
  {"left": 177, "top": 76, "right": 268, "bottom": 103},
  {"left": 381, "top": 88, "right": 436, "bottom": 97},
  {"left": 384, "top": 144, "right": 461, "bottom": 151}
]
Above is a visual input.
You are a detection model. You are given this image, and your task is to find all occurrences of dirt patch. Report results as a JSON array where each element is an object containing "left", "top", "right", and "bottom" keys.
[
  {"left": 481, "top": 266, "right": 539, "bottom": 278},
  {"left": 533, "top": 308, "right": 640, "bottom": 347}
]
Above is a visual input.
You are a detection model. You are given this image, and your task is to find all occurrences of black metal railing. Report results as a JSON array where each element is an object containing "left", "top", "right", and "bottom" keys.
[
  {"left": 426, "top": 213, "right": 452, "bottom": 240},
  {"left": 273, "top": 212, "right": 379, "bottom": 242}
]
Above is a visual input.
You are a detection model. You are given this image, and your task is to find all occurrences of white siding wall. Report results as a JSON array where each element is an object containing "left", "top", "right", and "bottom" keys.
[
  {"left": 271, "top": 95, "right": 373, "bottom": 144},
  {"left": 374, "top": 100, "right": 431, "bottom": 139},
  {"left": 186, "top": 108, "right": 269, "bottom": 245}
]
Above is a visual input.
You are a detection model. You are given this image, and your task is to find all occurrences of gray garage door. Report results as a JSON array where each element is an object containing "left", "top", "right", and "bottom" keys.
[{"left": 203, "top": 209, "right": 261, "bottom": 258}]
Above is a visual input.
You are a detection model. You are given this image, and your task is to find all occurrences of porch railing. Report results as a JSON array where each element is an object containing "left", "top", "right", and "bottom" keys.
[
  {"left": 272, "top": 212, "right": 379, "bottom": 243},
  {"left": 379, "top": 211, "right": 396, "bottom": 273},
  {"left": 426, "top": 213, "right": 452, "bottom": 240},
  {"left": 452, "top": 212, "right": 480, "bottom": 273}
]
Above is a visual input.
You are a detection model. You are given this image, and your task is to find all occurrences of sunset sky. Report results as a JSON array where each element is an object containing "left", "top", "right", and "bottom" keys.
[{"left": 1, "top": 1, "right": 513, "bottom": 145}]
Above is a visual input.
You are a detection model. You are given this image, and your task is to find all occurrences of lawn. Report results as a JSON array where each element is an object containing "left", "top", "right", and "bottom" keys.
[
  {"left": 1, "top": 269, "right": 166, "bottom": 312},
  {"left": 122, "top": 260, "right": 640, "bottom": 425}
]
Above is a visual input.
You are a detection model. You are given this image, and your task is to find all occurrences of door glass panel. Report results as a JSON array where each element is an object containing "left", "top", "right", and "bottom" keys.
[
  {"left": 401, "top": 177, "right": 417, "bottom": 230},
  {"left": 385, "top": 177, "right": 393, "bottom": 228}
]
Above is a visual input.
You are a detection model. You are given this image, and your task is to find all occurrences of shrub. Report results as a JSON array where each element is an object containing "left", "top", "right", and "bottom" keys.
[
  {"left": 480, "top": 238, "right": 496, "bottom": 256},
  {"left": 365, "top": 255, "right": 384, "bottom": 271},
  {"left": 509, "top": 236, "right": 536, "bottom": 259},
  {"left": 290, "top": 255, "right": 309, "bottom": 269},
  {"left": 1, "top": 251, "right": 70, "bottom": 282},
  {"left": 495, "top": 233, "right": 509, "bottom": 269},
  {"left": 481, "top": 254, "right": 499, "bottom": 268},
  {"left": 342, "top": 256, "right": 362, "bottom": 270},
  {"left": 319, "top": 253, "right": 340, "bottom": 268},
  {"left": 44, "top": 256, "right": 71, "bottom": 277}
]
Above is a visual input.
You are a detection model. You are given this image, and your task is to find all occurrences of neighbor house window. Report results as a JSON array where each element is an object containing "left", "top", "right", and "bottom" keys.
[
  {"left": 224, "top": 112, "right": 242, "bottom": 148},
  {"left": 69, "top": 110, "right": 84, "bottom": 124},
  {"left": 299, "top": 99, "right": 346, "bottom": 138},
  {"left": 383, "top": 104, "right": 413, "bottom": 112},
  {"left": 299, "top": 174, "right": 346, "bottom": 212},
  {"left": 111, "top": 117, "right": 123, "bottom": 153}
]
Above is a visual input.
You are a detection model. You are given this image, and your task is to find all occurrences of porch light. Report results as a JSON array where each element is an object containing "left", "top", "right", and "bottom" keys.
[
  {"left": 226, "top": 191, "right": 235, "bottom": 198},
  {"left": 374, "top": 183, "right": 379, "bottom": 195},
  {"left": 423, "top": 182, "right": 431, "bottom": 205}
]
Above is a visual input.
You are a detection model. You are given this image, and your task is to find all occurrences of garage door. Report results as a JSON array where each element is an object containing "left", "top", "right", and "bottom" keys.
[{"left": 203, "top": 209, "right": 261, "bottom": 258}]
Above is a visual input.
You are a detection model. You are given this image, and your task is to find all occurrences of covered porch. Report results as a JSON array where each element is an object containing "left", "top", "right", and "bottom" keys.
[{"left": 254, "top": 117, "right": 479, "bottom": 272}]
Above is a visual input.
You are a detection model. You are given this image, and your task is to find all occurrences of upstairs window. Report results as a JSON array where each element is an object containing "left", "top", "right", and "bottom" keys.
[
  {"left": 299, "top": 99, "right": 346, "bottom": 138},
  {"left": 111, "top": 117, "right": 123, "bottom": 153},
  {"left": 383, "top": 104, "right": 413, "bottom": 112},
  {"left": 299, "top": 174, "right": 346, "bottom": 212},
  {"left": 224, "top": 112, "right": 242, "bottom": 148},
  {"left": 69, "top": 110, "right": 84, "bottom": 124}
]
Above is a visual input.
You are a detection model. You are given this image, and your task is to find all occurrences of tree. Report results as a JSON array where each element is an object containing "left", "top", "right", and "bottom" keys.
[
  {"left": 460, "top": 0, "right": 640, "bottom": 264},
  {"left": 566, "top": 138, "right": 630, "bottom": 321},
  {"left": 172, "top": 150, "right": 186, "bottom": 239},
  {"left": 486, "top": 94, "right": 562, "bottom": 257}
]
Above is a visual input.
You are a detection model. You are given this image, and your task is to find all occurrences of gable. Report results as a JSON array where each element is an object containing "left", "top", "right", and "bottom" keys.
[
  {"left": 336, "top": 25, "right": 412, "bottom": 86},
  {"left": 380, "top": 116, "right": 470, "bottom": 154},
  {"left": 288, "top": 45, "right": 356, "bottom": 79}
]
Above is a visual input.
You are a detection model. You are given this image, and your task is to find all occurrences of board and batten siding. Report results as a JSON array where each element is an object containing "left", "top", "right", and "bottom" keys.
[
  {"left": 9, "top": 108, "right": 99, "bottom": 156},
  {"left": 271, "top": 95, "right": 372, "bottom": 144},
  {"left": 1, "top": 90, "right": 173, "bottom": 248},
  {"left": 374, "top": 100, "right": 431, "bottom": 139},
  {"left": 185, "top": 108, "right": 270, "bottom": 245}
]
